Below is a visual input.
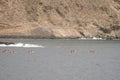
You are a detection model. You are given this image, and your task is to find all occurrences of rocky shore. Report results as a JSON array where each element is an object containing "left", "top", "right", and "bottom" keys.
[{"left": 0, "top": 0, "right": 120, "bottom": 39}]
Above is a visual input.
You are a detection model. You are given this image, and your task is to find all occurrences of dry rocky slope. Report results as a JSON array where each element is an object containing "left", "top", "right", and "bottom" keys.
[{"left": 0, "top": 0, "right": 120, "bottom": 39}]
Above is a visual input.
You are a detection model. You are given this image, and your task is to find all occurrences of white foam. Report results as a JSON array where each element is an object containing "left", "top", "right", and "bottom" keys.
[
  {"left": 79, "top": 37, "right": 103, "bottom": 40},
  {"left": 23, "top": 44, "right": 44, "bottom": 48},
  {"left": 0, "top": 43, "right": 45, "bottom": 48},
  {"left": 92, "top": 37, "right": 102, "bottom": 40}
]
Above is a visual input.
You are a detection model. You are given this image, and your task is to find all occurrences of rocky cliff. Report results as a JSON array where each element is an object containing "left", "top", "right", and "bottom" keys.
[{"left": 0, "top": 0, "right": 120, "bottom": 39}]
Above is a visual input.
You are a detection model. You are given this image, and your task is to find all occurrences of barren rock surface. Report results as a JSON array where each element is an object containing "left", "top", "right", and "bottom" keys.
[{"left": 0, "top": 0, "right": 120, "bottom": 39}]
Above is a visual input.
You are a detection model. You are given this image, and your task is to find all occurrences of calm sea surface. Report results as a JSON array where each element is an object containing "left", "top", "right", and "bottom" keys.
[{"left": 0, "top": 39, "right": 120, "bottom": 80}]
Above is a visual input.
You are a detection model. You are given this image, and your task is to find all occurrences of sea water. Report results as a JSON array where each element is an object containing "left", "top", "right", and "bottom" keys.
[{"left": 0, "top": 39, "right": 120, "bottom": 80}]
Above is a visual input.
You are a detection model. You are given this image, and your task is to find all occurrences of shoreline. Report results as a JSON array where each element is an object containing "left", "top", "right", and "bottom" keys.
[{"left": 0, "top": 37, "right": 119, "bottom": 40}]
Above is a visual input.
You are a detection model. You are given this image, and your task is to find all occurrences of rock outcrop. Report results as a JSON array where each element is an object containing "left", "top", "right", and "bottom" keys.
[{"left": 0, "top": 0, "right": 120, "bottom": 39}]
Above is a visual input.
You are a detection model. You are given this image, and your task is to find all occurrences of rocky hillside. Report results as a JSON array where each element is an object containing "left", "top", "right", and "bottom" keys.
[{"left": 0, "top": 0, "right": 120, "bottom": 39}]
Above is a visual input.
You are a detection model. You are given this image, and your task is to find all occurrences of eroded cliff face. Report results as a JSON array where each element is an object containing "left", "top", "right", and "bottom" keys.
[{"left": 0, "top": 0, "right": 120, "bottom": 39}]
